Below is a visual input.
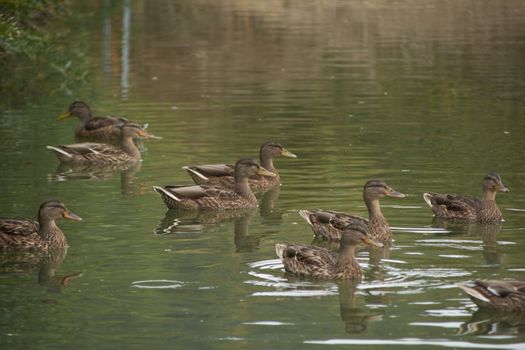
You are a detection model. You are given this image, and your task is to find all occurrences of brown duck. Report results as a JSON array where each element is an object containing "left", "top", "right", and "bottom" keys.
[
  {"left": 183, "top": 141, "right": 296, "bottom": 192},
  {"left": 47, "top": 123, "right": 155, "bottom": 165},
  {"left": 0, "top": 200, "right": 82, "bottom": 250},
  {"left": 423, "top": 172, "right": 509, "bottom": 222},
  {"left": 299, "top": 180, "right": 405, "bottom": 242},
  {"left": 153, "top": 158, "right": 276, "bottom": 210},
  {"left": 458, "top": 280, "right": 525, "bottom": 312},
  {"left": 57, "top": 101, "right": 146, "bottom": 140},
  {"left": 275, "top": 222, "right": 383, "bottom": 280}
]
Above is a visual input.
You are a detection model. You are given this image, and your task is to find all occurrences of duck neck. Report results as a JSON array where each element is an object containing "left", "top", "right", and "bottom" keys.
[
  {"left": 234, "top": 175, "right": 256, "bottom": 202},
  {"left": 338, "top": 245, "right": 356, "bottom": 264},
  {"left": 479, "top": 189, "right": 501, "bottom": 221},
  {"left": 337, "top": 244, "right": 361, "bottom": 276},
  {"left": 120, "top": 135, "right": 141, "bottom": 160},
  {"left": 482, "top": 189, "right": 497, "bottom": 203},
  {"left": 366, "top": 197, "right": 384, "bottom": 221},
  {"left": 38, "top": 216, "right": 67, "bottom": 245},
  {"left": 260, "top": 154, "right": 276, "bottom": 173},
  {"left": 77, "top": 109, "right": 93, "bottom": 124}
]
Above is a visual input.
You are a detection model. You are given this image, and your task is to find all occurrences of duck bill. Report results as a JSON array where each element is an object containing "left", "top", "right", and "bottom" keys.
[
  {"left": 281, "top": 149, "right": 297, "bottom": 158},
  {"left": 57, "top": 111, "right": 72, "bottom": 120},
  {"left": 63, "top": 210, "right": 82, "bottom": 221},
  {"left": 499, "top": 185, "right": 510, "bottom": 193},
  {"left": 146, "top": 132, "right": 162, "bottom": 140},
  {"left": 257, "top": 166, "right": 277, "bottom": 177},
  {"left": 388, "top": 190, "right": 406, "bottom": 198},
  {"left": 361, "top": 235, "right": 383, "bottom": 248},
  {"left": 138, "top": 129, "right": 162, "bottom": 139}
]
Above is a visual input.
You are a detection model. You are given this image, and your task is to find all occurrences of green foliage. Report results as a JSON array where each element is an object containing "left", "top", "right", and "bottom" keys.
[{"left": 0, "top": 0, "right": 89, "bottom": 106}]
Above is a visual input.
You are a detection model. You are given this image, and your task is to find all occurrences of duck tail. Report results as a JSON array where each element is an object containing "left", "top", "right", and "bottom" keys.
[
  {"left": 422, "top": 193, "right": 434, "bottom": 208},
  {"left": 182, "top": 166, "right": 209, "bottom": 181},
  {"left": 275, "top": 243, "right": 287, "bottom": 259},
  {"left": 46, "top": 145, "right": 72, "bottom": 158},
  {"left": 457, "top": 282, "right": 491, "bottom": 303},
  {"left": 153, "top": 186, "right": 180, "bottom": 202},
  {"left": 298, "top": 209, "right": 313, "bottom": 226}
]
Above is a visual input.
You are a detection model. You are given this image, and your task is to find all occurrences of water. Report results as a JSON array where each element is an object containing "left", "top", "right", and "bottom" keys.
[{"left": 2, "top": 0, "right": 525, "bottom": 348}]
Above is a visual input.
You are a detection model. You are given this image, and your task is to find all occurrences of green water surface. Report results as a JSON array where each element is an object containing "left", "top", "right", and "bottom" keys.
[{"left": 1, "top": 1, "right": 525, "bottom": 349}]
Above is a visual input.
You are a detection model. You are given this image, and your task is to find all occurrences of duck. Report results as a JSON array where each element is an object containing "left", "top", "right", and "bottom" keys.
[
  {"left": 47, "top": 123, "right": 155, "bottom": 165},
  {"left": 299, "top": 180, "right": 406, "bottom": 242},
  {"left": 153, "top": 158, "right": 276, "bottom": 210},
  {"left": 57, "top": 101, "right": 145, "bottom": 140},
  {"left": 182, "top": 141, "right": 297, "bottom": 192},
  {"left": 423, "top": 172, "right": 509, "bottom": 222},
  {"left": 0, "top": 200, "right": 82, "bottom": 250},
  {"left": 458, "top": 280, "right": 525, "bottom": 312},
  {"left": 275, "top": 222, "right": 383, "bottom": 280}
]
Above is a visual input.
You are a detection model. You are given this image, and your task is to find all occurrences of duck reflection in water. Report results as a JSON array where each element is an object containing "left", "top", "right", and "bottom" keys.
[
  {"left": 338, "top": 280, "right": 384, "bottom": 333},
  {"left": 459, "top": 308, "right": 525, "bottom": 336},
  {"left": 154, "top": 208, "right": 256, "bottom": 235},
  {"left": 0, "top": 248, "right": 81, "bottom": 292},
  {"left": 430, "top": 218, "right": 503, "bottom": 265},
  {"left": 49, "top": 162, "right": 145, "bottom": 197},
  {"left": 155, "top": 209, "right": 263, "bottom": 252},
  {"left": 258, "top": 185, "right": 283, "bottom": 223}
]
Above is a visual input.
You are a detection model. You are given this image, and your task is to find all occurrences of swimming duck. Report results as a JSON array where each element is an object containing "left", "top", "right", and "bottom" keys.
[
  {"left": 57, "top": 101, "right": 145, "bottom": 140},
  {"left": 458, "top": 280, "right": 525, "bottom": 312},
  {"left": 183, "top": 141, "right": 296, "bottom": 192},
  {"left": 299, "top": 180, "right": 406, "bottom": 242},
  {"left": 47, "top": 123, "right": 155, "bottom": 165},
  {"left": 275, "top": 222, "right": 382, "bottom": 280},
  {"left": 423, "top": 172, "right": 509, "bottom": 222},
  {"left": 0, "top": 200, "right": 82, "bottom": 250},
  {"left": 153, "top": 158, "right": 276, "bottom": 210}
]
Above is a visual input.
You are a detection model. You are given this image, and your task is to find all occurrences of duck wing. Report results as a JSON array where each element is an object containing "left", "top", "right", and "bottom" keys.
[
  {"left": 276, "top": 243, "right": 336, "bottom": 277},
  {"left": 424, "top": 192, "right": 480, "bottom": 220},
  {"left": 61, "top": 142, "right": 122, "bottom": 157},
  {"left": 163, "top": 185, "right": 210, "bottom": 200},
  {"left": 458, "top": 279, "right": 525, "bottom": 311},
  {"left": 299, "top": 209, "right": 367, "bottom": 241},
  {"left": 0, "top": 218, "right": 39, "bottom": 237},
  {"left": 185, "top": 164, "right": 235, "bottom": 177},
  {"left": 84, "top": 116, "right": 129, "bottom": 130}
]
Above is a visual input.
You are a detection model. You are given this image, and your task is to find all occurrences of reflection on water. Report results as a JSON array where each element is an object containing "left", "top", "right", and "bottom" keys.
[
  {"left": 48, "top": 162, "right": 143, "bottom": 197},
  {"left": 0, "top": 248, "right": 81, "bottom": 292},
  {"left": 2, "top": 0, "right": 525, "bottom": 349},
  {"left": 338, "top": 280, "right": 384, "bottom": 333},
  {"left": 459, "top": 308, "right": 525, "bottom": 336},
  {"left": 430, "top": 218, "right": 504, "bottom": 265}
]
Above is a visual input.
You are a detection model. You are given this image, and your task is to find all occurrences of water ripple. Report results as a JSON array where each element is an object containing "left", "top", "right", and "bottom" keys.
[
  {"left": 304, "top": 338, "right": 525, "bottom": 349},
  {"left": 131, "top": 280, "right": 185, "bottom": 289}
]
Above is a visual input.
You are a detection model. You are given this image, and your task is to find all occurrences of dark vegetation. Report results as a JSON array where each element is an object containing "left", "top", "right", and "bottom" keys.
[{"left": 0, "top": 0, "right": 89, "bottom": 107}]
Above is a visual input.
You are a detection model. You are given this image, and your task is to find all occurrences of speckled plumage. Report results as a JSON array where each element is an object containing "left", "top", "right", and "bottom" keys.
[
  {"left": 58, "top": 101, "right": 142, "bottom": 140},
  {"left": 47, "top": 123, "right": 152, "bottom": 165},
  {"left": 458, "top": 280, "right": 525, "bottom": 312},
  {"left": 0, "top": 200, "right": 81, "bottom": 250},
  {"left": 154, "top": 158, "right": 276, "bottom": 210},
  {"left": 275, "top": 222, "right": 381, "bottom": 280},
  {"left": 183, "top": 141, "right": 296, "bottom": 192},
  {"left": 423, "top": 173, "right": 509, "bottom": 222},
  {"left": 299, "top": 180, "right": 405, "bottom": 242}
]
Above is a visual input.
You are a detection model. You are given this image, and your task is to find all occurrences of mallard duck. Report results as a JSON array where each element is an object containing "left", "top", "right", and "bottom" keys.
[
  {"left": 57, "top": 101, "right": 144, "bottom": 140},
  {"left": 275, "top": 222, "right": 382, "bottom": 280},
  {"left": 47, "top": 123, "right": 155, "bottom": 165},
  {"left": 299, "top": 180, "right": 406, "bottom": 242},
  {"left": 153, "top": 158, "right": 276, "bottom": 210},
  {"left": 458, "top": 280, "right": 525, "bottom": 312},
  {"left": 423, "top": 172, "right": 509, "bottom": 222},
  {"left": 0, "top": 200, "right": 82, "bottom": 250},
  {"left": 182, "top": 141, "right": 297, "bottom": 192}
]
